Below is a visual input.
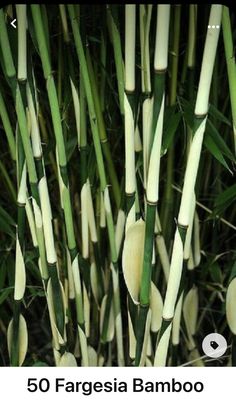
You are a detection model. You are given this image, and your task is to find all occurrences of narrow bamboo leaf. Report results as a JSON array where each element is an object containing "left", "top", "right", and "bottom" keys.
[
  {"left": 181, "top": 97, "right": 195, "bottom": 129},
  {"left": 209, "top": 103, "right": 231, "bottom": 127},
  {"left": 0, "top": 89, "right": 16, "bottom": 159},
  {"left": 0, "top": 206, "right": 15, "bottom": 238},
  {"left": 229, "top": 261, "right": 236, "bottom": 282},
  {"left": 162, "top": 108, "right": 181, "bottom": 154},
  {"left": 209, "top": 262, "right": 223, "bottom": 284},
  {"left": 207, "top": 119, "right": 235, "bottom": 161},
  {"left": 65, "top": 136, "right": 77, "bottom": 162},
  {"left": 213, "top": 184, "right": 236, "bottom": 216},
  {"left": 0, "top": 287, "right": 13, "bottom": 305},
  {"left": 0, "top": 205, "right": 16, "bottom": 227},
  {"left": 204, "top": 134, "right": 231, "bottom": 172}
]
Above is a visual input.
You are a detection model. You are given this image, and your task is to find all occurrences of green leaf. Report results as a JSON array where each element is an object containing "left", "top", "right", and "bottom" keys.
[
  {"left": 0, "top": 287, "right": 13, "bottom": 305},
  {"left": 66, "top": 136, "right": 77, "bottom": 162},
  {"left": 204, "top": 134, "right": 232, "bottom": 172},
  {"left": 214, "top": 184, "right": 236, "bottom": 215},
  {"left": 0, "top": 205, "right": 15, "bottom": 226},
  {"left": 209, "top": 262, "right": 223, "bottom": 285},
  {"left": 0, "top": 261, "right": 7, "bottom": 290},
  {"left": 162, "top": 106, "right": 181, "bottom": 154},
  {"left": 180, "top": 97, "right": 194, "bottom": 130},
  {"left": 207, "top": 120, "right": 235, "bottom": 162},
  {"left": 109, "top": 5, "right": 121, "bottom": 31},
  {"left": 0, "top": 205, "right": 15, "bottom": 238},
  {"left": 209, "top": 104, "right": 231, "bottom": 127},
  {"left": 229, "top": 260, "right": 236, "bottom": 282},
  {"left": 204, "top": 120, "right": 234, "bottom": 172},
  {"left": 28, "top": 286, "right": 45, "bottom": 298}
]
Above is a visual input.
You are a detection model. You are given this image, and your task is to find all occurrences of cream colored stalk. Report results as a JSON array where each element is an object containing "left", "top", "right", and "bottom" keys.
[
  {"left": 124, "top": 5, "right": 136, "bottom": 230},
  {"left": 16, "top": 5, "right": 27, "bottom": 81}
]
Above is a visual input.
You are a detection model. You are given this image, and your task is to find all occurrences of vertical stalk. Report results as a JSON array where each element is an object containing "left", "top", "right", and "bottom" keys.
[
  {"left": 154, "top": 5, "right": 222, "bottom": 366},
  {"left": 107, "top": 5, "right": 124, "bottom": 115},
  {"left": 68, "top": 4, "right": 124, "bottom": 365},
  {"left": 135, "top": 5, "right": 170, "bottom": 366},
  {"left": 0, "top": 89, "right": 16, "bottom": 160},
  {"left": 86, "top": 49, "right": 121, "bottom": 208},
  {"left": 124, "top": 5, "right": 136, "bottom": 230},
  {"left": 161, "top": 5, "right": 181, "bottom": 247},
  {"left": 31, "top": 4, "right": 88, "bottom": 365},
  {"left": 222, "top": 6, "right": 236, "bottom": 155}
]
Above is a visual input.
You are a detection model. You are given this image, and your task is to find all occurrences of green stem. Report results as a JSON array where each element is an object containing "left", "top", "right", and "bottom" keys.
[
  {"left": 86, "top": 49, "right": 121, "bottom": 208},
  {"left": 0, "top": 88, "right": 16, "bottom": 160}
]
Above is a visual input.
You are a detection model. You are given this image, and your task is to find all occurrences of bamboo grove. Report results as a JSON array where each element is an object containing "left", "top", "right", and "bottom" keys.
[{"left": 0, "top": 4, "right": 236, "bottom": 367}]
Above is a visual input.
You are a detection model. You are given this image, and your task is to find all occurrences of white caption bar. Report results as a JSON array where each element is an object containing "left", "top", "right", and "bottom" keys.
[{"left": 0, "top": 367, "right": 232, "bottom": 399}]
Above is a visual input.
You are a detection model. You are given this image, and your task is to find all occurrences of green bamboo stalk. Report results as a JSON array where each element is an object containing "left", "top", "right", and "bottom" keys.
[
  {"left": 86, "top": 49, "right": 121, "bottom": 209},
  {"left": 0, "top": 10, "right": 16, "bottom": 80},
  {"left": 0, "top": 160, "right": 16, "bottom": 202},
  {"left": 0, "top": 89, "right": 16, "bottom": 160},
  {"left": 60, "top": 9, "right": 105, "bottom": 318},
  {"left": 107, "top": 5, "right": 124, "bottom": 115},
  {"left": 99, "top": 30, "right": 107, "bottom": 113},
  {"left": 17, "top": 5, "right": 66, "bottom": 359},
  {"left": 59, "top": 19, "right": 93, "bottom": 339},
  {"left": 31, "top": 4, "right": 89, "bottom": 365}
]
